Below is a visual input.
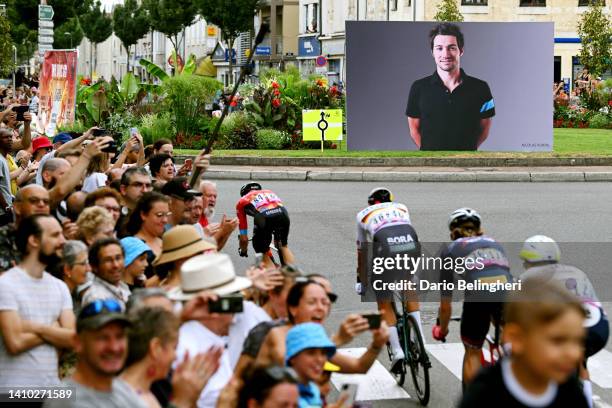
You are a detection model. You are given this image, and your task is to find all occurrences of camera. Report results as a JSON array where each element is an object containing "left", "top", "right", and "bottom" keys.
[{"left": 208, "top": 294, "right": 244, "bottom": 314}]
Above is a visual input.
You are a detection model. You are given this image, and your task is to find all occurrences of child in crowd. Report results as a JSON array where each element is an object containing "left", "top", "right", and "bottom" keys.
[
  {"left": 460, "top": 278, "right": 589, "bottom": 408},
  {"left": 285, "top": 322, "right": 337, "bottom": 408}
]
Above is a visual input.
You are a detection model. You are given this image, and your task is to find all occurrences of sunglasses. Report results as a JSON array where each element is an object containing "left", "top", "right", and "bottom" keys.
[
  {"left": 78, "top": 299, "right": 123, "bottom": 320},
  {"left": 265, "top": 365, "right": 299, "bottom": 383},
  {"left": 294, "top": 277, "right": 338, "bottom": 303}
]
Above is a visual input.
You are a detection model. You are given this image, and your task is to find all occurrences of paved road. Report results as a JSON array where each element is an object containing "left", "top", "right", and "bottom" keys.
[{"left": 211, "top": 181, "right": 612, "bottom": 407}]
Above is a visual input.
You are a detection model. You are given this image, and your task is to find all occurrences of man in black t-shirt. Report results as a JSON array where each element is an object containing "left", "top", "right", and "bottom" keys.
[{"left": 406, "top": 23, "right": 495, "bottom": 151}]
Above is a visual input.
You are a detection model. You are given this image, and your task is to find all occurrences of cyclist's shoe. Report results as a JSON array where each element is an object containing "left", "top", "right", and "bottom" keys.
[{"left": 389, "top": 348, "right": 406, "bottom": 373}]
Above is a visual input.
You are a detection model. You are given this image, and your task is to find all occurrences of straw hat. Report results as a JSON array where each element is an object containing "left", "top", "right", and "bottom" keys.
[
  {"left": 167, "top": 253, "right": 252, "bottom": 301},
  {"left": 152, "top": 225, "right": 216, "bottom": 266}
]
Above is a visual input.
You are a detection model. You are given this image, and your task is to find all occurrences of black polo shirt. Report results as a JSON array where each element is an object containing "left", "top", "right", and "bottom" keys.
[{"left": 406, "top": 69, "right": 495, "bottom": 151}]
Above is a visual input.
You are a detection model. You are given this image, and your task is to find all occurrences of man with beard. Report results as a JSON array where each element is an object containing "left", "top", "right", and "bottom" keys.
[
  {"left": 162, "top": 177, "right": 202, "bottom": 230},
  {"left": 0, "top": 185, "right": 50, "bottom": 272},
  {"left": 406, "top": 23, "right": 495, "bottom": 150},
  {"left": 0, "top": 215, "right": 75, "bottom": 389},
  {"left": 197, "top": 180, "right": 237, "bottom": 250},
  {"left": 43, "top": 300, "right": 147, "bottom": 408},
  {"left": 81, "top": 238, "right": 130, "bottom": 309}
]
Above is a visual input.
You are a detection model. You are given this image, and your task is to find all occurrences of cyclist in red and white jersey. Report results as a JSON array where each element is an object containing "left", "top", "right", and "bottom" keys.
[
  {"left": 355, "top": 187, "right": 423, "bottom": 371},
  {"left": 236, "top": 182, "right": 295, "bottom": 267}
]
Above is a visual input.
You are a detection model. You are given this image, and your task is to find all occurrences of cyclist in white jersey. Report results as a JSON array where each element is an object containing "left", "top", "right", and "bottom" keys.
[{"left": 356, "top": 187, "right": 423, "bottom": 371}]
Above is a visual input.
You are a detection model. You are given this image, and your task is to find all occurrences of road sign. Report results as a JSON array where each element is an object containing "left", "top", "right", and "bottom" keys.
[
  {"left": 302, "top": 109, "right": 343, "bottom": 142},
  {"left": 38, "top": 28, "right": 54, "bottom": 36},
  {"left": 255, "top": 46, "right": 271, "bottom": 56},
  {"left": 39, "top": 20, "right": 54, "bottom": 28},
  {"left": 38, "top": 36, "right": 54, "bottom": 44},
  {"left": 315, "top": 55, "right": 327, "bottom": 67},
  {"left": 38, "top": 5, "right": 54, "bottom": 20}
]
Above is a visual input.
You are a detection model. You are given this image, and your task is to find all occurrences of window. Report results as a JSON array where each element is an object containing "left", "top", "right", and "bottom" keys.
[
  {"left": 520, "top": 0, "right": 546, "bottom": 5},
  {"left": 578, "top": 0, "right": 605, "bottom": 5},
  {"left": 462, "top": 0, "right": 487, "bottom": 4},
  {"left": 304, "top": 3, "right": 319, "bottom": 33},
  {"left": 391, "top": 0, "right": 398, "bottom": 11}
]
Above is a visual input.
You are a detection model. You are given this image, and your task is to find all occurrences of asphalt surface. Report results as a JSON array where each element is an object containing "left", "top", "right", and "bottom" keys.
[{"left": 212, "top": 180, "right": 612, "bottom": 408}]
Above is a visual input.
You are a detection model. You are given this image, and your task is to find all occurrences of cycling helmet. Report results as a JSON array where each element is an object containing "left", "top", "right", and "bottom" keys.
[
  {"left": 367, "top": 187, "right": 394, "bottom": 205},
  {"left": 448, "top": 208, "right": 482, "bottom": 230},
  {"left": 519, "top": 235, "right": 561, "bottom": 263},
  {"left": 240, "top": 182, "right": 262, "bottom": 197}
]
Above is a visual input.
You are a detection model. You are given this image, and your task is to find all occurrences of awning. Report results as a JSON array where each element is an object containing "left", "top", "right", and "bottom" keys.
[{"left": 195, "top": 56, "right": 217, "bottom": 77}]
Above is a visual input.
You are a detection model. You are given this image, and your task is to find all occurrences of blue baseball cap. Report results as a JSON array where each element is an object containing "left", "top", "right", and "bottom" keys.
[
  {"left": 120, "top": 237, "right": 152, "bottom": 268},
  {"left": 52, "top": 132, "right": 72, "bottom": 144},
  {"left": 285, "top": 323, "right": 336, "bottom": 365}
]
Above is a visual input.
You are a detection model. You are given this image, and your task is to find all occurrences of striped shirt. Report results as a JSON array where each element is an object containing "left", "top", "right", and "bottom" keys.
[{"left": 0, "top": 267, "right": 72, "bottom": 386}]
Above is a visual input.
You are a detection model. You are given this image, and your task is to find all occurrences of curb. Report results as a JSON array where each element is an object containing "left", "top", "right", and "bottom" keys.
[
  {"left": 202, "top": 170, "right": 612, "bottom": 182},
  {"left": 175, "top": 155, "right": 612, "bottom": 168}
]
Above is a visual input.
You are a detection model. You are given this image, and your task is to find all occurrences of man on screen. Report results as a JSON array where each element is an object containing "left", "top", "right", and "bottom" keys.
[{"left": 406, "top": 23, "right": 495, "bottom": 150}]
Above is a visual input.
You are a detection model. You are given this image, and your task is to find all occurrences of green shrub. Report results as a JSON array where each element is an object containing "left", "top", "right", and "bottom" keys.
[
  {"left": 588, "top": 112, "right": 612, "bottom": 129},
  {"left": 255, "top": 129, "right": 289, "bottom": 150},
  {"left": 139, "top": 112, "right": 175, "bottom": 146},
  {"left": 56, "top": 120, "right": 88, "bottom": 134},
  {"left": 162, "top": 75, "right": 222, "bottom": 143},
  {"left": 218, "top": 112, "right": 258, "bottom": 149}
]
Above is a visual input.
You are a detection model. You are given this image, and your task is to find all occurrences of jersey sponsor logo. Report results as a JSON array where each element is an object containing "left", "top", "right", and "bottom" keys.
[{"left": 386, "top": 234, "right": 415, "bottom": 245}]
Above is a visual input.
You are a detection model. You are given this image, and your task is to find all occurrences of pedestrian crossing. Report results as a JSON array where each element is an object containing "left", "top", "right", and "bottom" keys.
[{"left": 331, "top": 345, "right": 612, "bottom": 406}]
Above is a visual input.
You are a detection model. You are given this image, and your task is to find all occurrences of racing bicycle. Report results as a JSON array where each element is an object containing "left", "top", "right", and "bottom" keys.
[{"left": 387, "top": 292, "right": 431, "bottom": 406}]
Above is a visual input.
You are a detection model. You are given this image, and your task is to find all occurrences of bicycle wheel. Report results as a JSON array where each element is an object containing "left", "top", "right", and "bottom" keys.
[{"left": 405, "top": 315, "right": 431, "bottom": 406}]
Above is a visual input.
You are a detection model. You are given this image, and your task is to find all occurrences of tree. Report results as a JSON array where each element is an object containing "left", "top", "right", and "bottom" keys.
[
  {"left": 577, "top": 1, "right": 612, "bottom": 78},
  {"left": 143, "top": 0, "right": 198, "bottom": 75},
  {"left": 199, "top": 0, "right": 261, "bottom": 85},
  {"left": 5, "top": 0, "right": 91, "bottom": 62},
  {"left": 0, "top": 15, "right": 15, "bottom": 77},
  {"left": 434, "top": 0, "right": 464, "bottom": 22},
  {"left": 80, "top": 0, "right": 113, "bottom": 78},
  {"left": 113, "top": 0, "right": 150, "bottom": 72},
  {"left": 54, "top": 17, "right": 84, "bottom": 49}
]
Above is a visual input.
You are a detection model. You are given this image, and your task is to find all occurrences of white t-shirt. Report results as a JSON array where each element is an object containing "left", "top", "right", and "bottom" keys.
[
  {"left": 0, "top": 266, "right": 72, "bottom": 386},
  {"left": 174, "top": 321, "right": 233, "bottom": 408},
  {"left": 82, "top": 172, "right": 108, "bottom": 193},
  {"left": 227, "top": 301, "right": 271, "bottom": 368},
  {"left": 0, "top": 154, "right": 12, "bottom": 209}
]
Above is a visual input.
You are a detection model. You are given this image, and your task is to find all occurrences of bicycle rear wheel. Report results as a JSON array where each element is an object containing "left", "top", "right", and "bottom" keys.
[{"left": 405, "top": 315, "right": 430, "bottom": 406}]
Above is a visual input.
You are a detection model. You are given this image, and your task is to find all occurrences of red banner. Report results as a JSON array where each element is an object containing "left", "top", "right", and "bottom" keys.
[{"left": 39, "top": 50, "right": 78, "bottom": 136}]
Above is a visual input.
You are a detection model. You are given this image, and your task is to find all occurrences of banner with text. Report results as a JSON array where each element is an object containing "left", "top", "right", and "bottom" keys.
[{"left": 39, "top": 50, "right": 77, "bottom": 136}]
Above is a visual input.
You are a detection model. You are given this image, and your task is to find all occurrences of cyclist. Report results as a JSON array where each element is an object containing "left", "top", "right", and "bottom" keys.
[
  {"left": 519, "top": 235, "right": 609, "bottom": 408},
  {"left": 432, "top": 208, "right": 514, "bottom": 388},
  {"left": 355, "top": 187, "right": 423, "bottom": 372},
  {"left": 237, "top": 182, "right": 295, "bottom": 267}
]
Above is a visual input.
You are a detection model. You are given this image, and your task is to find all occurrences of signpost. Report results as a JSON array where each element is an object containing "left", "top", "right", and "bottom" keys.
[
  {"left": 38, "top": 5, "right": 54, "bottom": 56},
  {"left": 302, "top": 109, "right": 343, "bottom": 152}
]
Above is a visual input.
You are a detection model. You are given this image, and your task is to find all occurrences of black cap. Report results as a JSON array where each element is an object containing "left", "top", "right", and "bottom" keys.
[
  {"left": 161, "top": 177, "right": 202, "bottom": 201},
  {"left": 76, "top": 310, "right": 131, "bottom": 333}
]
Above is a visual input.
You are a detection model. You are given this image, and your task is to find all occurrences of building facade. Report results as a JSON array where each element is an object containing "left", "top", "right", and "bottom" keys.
[
  {"left": 298, "top": 0, "right": 610, "bottom": 85},
  {"left": 254, "top": 0, "right": 300, "bottom": 74}
]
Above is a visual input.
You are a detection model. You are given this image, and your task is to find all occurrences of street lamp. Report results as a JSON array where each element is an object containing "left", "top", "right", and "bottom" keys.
[
  {"left": 64, "top": 32, "right": 73, "bottom": 49},
  {"left": 12, "top": 45, "right": 16, "bottom": 91}
]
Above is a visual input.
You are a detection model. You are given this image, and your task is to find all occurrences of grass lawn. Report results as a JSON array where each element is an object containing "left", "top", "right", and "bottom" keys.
[{"left": 175, "top": 128, "right": 612, "bottom": 158}]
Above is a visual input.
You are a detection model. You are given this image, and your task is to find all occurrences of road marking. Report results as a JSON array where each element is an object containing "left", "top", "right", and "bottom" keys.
[
  {"left": 594, "top": 395, "right": 612, "bottom": 408},
  {"left": 589, "top": 349, "right": 612, "bottom": 389},
  {"left": 331, "top": 348, "right": 411, "bottom": 401},
  {"left": 425, "top": 342, "right": 464, "bottom": 380}
]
